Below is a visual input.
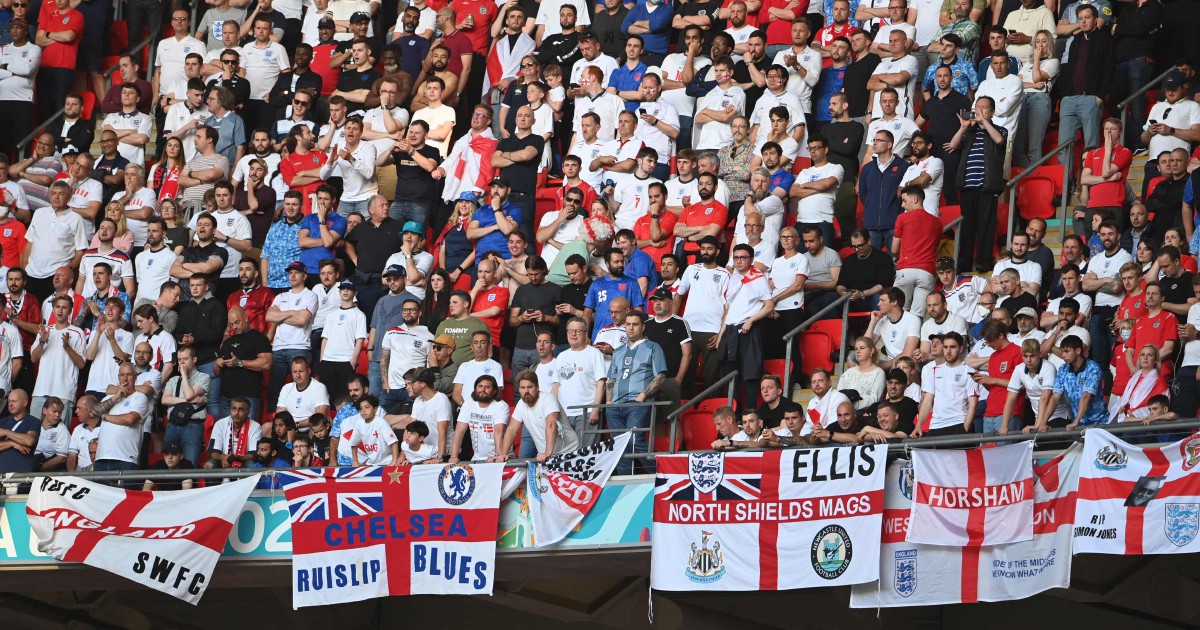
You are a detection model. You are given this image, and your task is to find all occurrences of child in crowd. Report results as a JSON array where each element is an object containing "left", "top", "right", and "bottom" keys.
[
  {"left": 400, "top": 421, "right": 438, "bottom": 464},
  {"left": 143, "top": 440, "right": 195, "bottom": 491},
  {"left": 33, "top": 397, "right": 69, "bottom": 471}
]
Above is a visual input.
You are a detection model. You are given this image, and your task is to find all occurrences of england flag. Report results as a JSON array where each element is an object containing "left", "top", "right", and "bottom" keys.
[
  {"left": 908, "top": 441, "right": 1036, "bottom": 547},
  {"left": 1075, "top": 429, "right": 1200, "bottom": 555}
]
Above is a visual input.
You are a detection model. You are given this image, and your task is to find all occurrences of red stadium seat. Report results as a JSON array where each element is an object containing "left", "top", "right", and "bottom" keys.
[
  {"left": 810, "top": 318, "right": 843, "bottom": 345},
  {"left": 798, "top": 330, "right": 835, "bottom": 374},
  {"left": 653, "top": 422, "right": 683, "bottom": 453},
  {"left": 838, "top": 246, "right": 854, "bottom": 257},
  {"left": 1029, "top": 165, "right": 1064, "bottom": 196},
  {"left": 790, "top": 156, "right": 812, "bottom": 175},
  {"left": 762, "top": 359, "right": 792, "bottom": 383},
  {"left": 109, "top": 21, "right": 128, "bottom": 55},
  {"left": 690, "top": 397, "right": 736, "bottom": 414},
  {"left": 355, "top": 349, "right": 369, "bottom": 375},
  {"left": 681, "top": 410, "right": 719, "bottom": 451},
  {"left": 1145, "top": 176, "right": 1165, "bottom": 200},
  {"left": 1016, "top": 176, "right": 1056, "bottom": 221},
  {"left": 939, "top": 204, "right": 961, "bottom": 229},
  {"left": 80, "top": 91, "right": 97, "bottom": 121}
]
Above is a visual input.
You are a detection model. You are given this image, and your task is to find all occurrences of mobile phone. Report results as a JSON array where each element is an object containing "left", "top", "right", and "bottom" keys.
[
  {"left": 639, "top": 108, "right": 647, "bottom": 115},
  {"left": 961, "top": 111, "right": 976, "bottom": 120}
]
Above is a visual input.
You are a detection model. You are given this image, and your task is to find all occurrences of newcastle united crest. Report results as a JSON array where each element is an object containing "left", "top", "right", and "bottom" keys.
[{"left": 685, "top": 531, "right": 726, "bottom": 584}]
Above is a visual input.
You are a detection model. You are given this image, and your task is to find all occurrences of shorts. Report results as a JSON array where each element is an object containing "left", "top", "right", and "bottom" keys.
[{"left": 78, "top": 33, "right": 104, "bottom": 73}]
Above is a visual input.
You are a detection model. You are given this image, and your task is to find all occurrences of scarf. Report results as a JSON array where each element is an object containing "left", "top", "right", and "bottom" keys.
[
  {"left": 157, "top": 165, "right": 181, "bottom": 201},
  {"left": 440, "top": 129, "right": 498, "bottom": 202},
  {"left": 483, "top": 32, "right": 535, "bottom": 97},
  {"left": 227, "top": 420, "right": 252, "bottom": 468},
  {"left": 1109, "top": 369, "right": 1168, "bottom": 423}
]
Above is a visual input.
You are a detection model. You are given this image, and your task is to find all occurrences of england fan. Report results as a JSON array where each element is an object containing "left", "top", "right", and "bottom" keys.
[
  {"left": 348, "top": 395, "right": 399, "bottom": 466},
  {"left": 380, "top": 297, "right": 434, "bottom": 410},
  {"left": 91, "top": 362, "right": 151, "bottom": 474},
  {"left": 386, "top": 368, "right": 453, "bottom": 461},
  {"left": 866, "top": 287, "right": 920, "bottom": 369},
  {"left": 801, "top": 368, "right": 851, "bottom": 436},
  {"left": 275, "top": 356, "right": 331, "bottom": 430},
  {"left": 449, "top": 374, "right": 510, "bottom": 463},
  {"left": 916, "top": 331, "right": 981, "bottom": 437},
  {"left": 495, "top": 371, "right": 578, "bottom": 462},
  {"left": 318, "top": 279, "right": 367, "bottom": 402},
  {"left": 30, "top": 296, "right": 85, "bottom": 418},
  {"left": 204, "top": 396, "right": 263, "bottom": 469}
]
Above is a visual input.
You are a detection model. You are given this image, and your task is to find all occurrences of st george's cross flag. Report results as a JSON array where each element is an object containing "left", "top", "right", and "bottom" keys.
[
  {"left": 1075, "top": 429, "right": 1200, "bottom": 555},
  {"left": 850, "top": 444, "right": 1081, "bottom": 607},
  {"left": 527, "top": 434, "right": 631, "bottom": 547},
  {"left": 278, "top": 464, "right": 504, "bottom": 608},
  {"left": 25, "top": 474, "right": 260, "bottom": 604},
  {"left": 651, "top": 446, "right": 886, "bottom": 591},
  {"left": 908, "top": 441, "right": 1035, "bottom": 547}
]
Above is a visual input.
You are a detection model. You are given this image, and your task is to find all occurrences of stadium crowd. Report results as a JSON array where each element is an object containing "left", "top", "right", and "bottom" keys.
[{"left": 0, "top": 0, "right": 1196, "bottom": 485}]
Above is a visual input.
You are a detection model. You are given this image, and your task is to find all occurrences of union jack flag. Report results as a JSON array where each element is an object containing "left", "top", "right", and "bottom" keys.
[
  {"left": 277, "top": 467, "right": 385, "bottom": 522},
  {"left": 655, "top": 452, "right": 763, "bottom": 502}
]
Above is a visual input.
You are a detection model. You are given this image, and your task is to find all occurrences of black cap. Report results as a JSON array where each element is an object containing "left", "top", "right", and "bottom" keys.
[
  {"left": 383, "top": 264, "right": 406, "bottom": 278},
  {"left": 350, "top": 11, "right": 371, "bottom": 23},
  {"left": 489, "top": 175, "right": 510, "bottom": 188},
  {"left": 285, "top": 261, "right": 307, "bottom": 274},
  {"left": 163, "top": 440, "right": 183, "bottom": 454},
  {"left": 650, "top": 287, "right": 673, "bottom": 301},
  {"left": 405, "top": 367, "right": 436, "bottom": 386},
  {"left": 317, "top": 16, "right": 335, "bottom": 29}
]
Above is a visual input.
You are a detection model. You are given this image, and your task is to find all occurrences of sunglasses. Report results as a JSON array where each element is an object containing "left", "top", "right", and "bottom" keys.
[
  {"left": 293, "top": 98, "right": 310, "bottom": 105},
  {"left": 520, "top": 62, "right": 536, "bottom": 68},
  {"left": 565, "top": 197, "right": 582, "bottom": 203},
  {"left": 222, "top": 59, "right": 238, "bottom": 64}
]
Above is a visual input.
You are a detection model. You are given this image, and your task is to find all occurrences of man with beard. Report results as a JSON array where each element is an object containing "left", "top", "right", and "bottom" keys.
[
  {"left": 992, "top": 232, "right": 1044, "bottom": 297},
  {"left": 898, "top": 131, "right": 943, "bottom": 215},
  {"left": 450, "top": 375, "right": 510, "bottom": 463},
  {"left": 214, "top": 306, "right": 271, "bottom": 424},
  {"left": 536, "top": 5, "right": 582, "bottom": 70},
  {"left": 676, "top": 236, "right": 729, "bottom": 389},
  {"left": 366, "top": 264, "right": 420, "bottom": 397},
  {"left": 265, "top": 43, "right": 323, "bottom": 122},
  {"left": 860, "top": 369, "right": 919, "bottom": 434},
  {"left": 385, "top": 368, "right": 452, "bottom": 460},
  {"left": 583, "top": 249, "right": 646, "bottom": 343},
  {"left": 495, "top": 371, "right": 577, "bottom": 461},
  {"left": 413, "top": 47, "right": 462, "bottom": 112},
  {"left": 718, "top": 244, "right": 774, "bottom": 406},
  {"left": 227, "top": 260, "right": 273, "bottom": 334},
  {"left": 381, "top": 298, "right": 434, "bottom": 410},
  {"left": 329, "top": 374, "right": 368, "bottom": 465},
  {"left": 392, "top": 8, "right": 431, "bottom": 78},
  {"left": 133, "top": 219, "right": 175, "bottom": 309},
  {"left": 4, "top": 269, "right": 39, "bottom": 394},
  {"left": 204, "top": 396, "right": 263, "bottom": 470},
  {"left": 674, "top": 173, "right": 727, "bottom": 266}
]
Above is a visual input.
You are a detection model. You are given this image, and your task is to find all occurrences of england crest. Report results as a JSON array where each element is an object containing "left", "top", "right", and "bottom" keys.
[
  {"left": 1165, "top": 503, "right": 1199, "bottom": 547},
  {"left": 893, "top": 549, "right": 917, "bottom": 597},
  {"left": 688, "top": 452, "right": 724, "bottom": 495}
]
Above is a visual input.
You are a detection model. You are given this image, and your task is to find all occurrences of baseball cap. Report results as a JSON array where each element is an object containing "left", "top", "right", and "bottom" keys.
[
  {"left": 350, "top": 11, "right": 371, "bottom": 23},
  {"left": 650, "top": 287, "right": 673, "bottom": 301},
  {"left": 62, "top": 144, "right": 82, "bottom": 156},
  {"left": 432, "top": 333, "right": 457, "bottom": 351},
  {"left": 163, "top": 440, "right": 183, "bottom": 454},
  {"left": 1015, "top": 307, "right": 1037, "bottom": 319},
  {"left": 696, "top": 235, "right": 720, "bottom": 249},
  {"left": 489, "top": 175, "right": 510, "bottom": 188},
  {"left": 338, "top": 279, "right": 358, "bottom": 291},
  {"left": 382, "top": 264, "right": 406, "bottom": 278},
  {"left": 1164, "top": 69, "right": 1186, "bottom": 89},
  {"left": 405, "top": 367, "right": 436, "bottom": 386},
  {"left": 456, "top": 191, "right": 480, "bottom": 207},
  {"left": 285, "top": 261, "right": 307, "bottom": 274},
  {"left": 317, "top": 16, "right": 335, "bottom": 29},
  {"left": 402, "top": 220, "right": 423, "bottom": 235}
]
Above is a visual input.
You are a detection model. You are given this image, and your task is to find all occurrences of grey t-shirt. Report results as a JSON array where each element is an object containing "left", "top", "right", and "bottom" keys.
[
  {"left": 804, "top": 246, "right": 843, "bottom": 286},
  {"left": 200, "top": 7, "right": 248, "bottom": 51}
]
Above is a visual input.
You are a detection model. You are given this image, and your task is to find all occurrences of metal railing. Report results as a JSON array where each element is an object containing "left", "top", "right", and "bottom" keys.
[
  {"left": 1004, "top": 139, "right": 1074, "bottom": 247},
  {"left": 781, "top": 293, "right": 850, "bottom": 393},
  {"left": 945, "top": 215, "right": 963, "bottom": 266},
  {"left": 666, "top": 370, "right": 740, "bottom": 423},
  {"left": 571, "top": 400, "right": 674, "bottom": 460},
  {"left": 15, "top": 34, "right": 156, "bottom": 156},
  {"left": 1117, "top": 65, "right": 1178, "bottom": 146}
]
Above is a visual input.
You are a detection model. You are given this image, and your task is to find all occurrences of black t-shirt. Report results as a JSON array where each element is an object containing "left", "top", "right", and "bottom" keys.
[
  {"left": 502, "top": 82, "right": 532, "bottom": 133},
  {"left": 922, "top": 89, "right": 972, "bottom": 148},
  {"left": 757, "top": 399, "right": 800, "bottom": 429},
  {"left": 556, "top": 278, "right": 592, "bottom": 344},
  {"left": 205, "top": 76, "right": 251, "bottom": 108},
  {"left": 335, "top": 66, "right": 383, "bottom": 112},
  {"left": 510, "top": 281, "right": 562, "bottom": 348},
  {"left": 839, "top": 249, "right": 896, "bottom": 292},
  {"left": 999, "top": 292, "right": 1039, "bottom": 326},
  {"left": 842, "top": 53, "right": 881, "bottom": 118},
  {"left": 824, "top": 120, "right": 865, "bottom": 181},
  {"left": 1161, "top": 271, "right": 1195, "bottom": 322},
  {"left": 218, "top": 329, "right": 273, "bottom": 397},
  {"left": 861, "top": 397, "right": 919, "bottom": 435},
  {"left": 181, "top": 243, "right": 229, "bottom": 286},
  {"left": 733, "top": 58, "right": 771, "bottom": 114},
  {"left": 149, "top": 459, "right": 196, "bottom": 491},
  {"left": 496, "top": 133, "right": 544, "bottom": 195},
  {"left": 644, "top": 315, "right": 691, "bottom": 376},
  {"left": 94, "top": 154, "right": 130, "bottom": 201},
  {"left": 535, "top": 33, "right": 581, "bottom": 72},
  {"left": 311, "top": 434, "right": 331, "bottom": 463},
  {"left": 673, "top": 0, "right": 722, "bottom": 50},
  {"left": 344, "top": 218, "right": 403, "bottom": 275},
  {"left": 392, "top": 144, "right": 442, "bottom": 202}
]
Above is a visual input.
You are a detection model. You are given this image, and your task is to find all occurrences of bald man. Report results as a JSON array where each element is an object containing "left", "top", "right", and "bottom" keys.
[{"left": 215, "top": 306, "right": 273, "bottom": 422}]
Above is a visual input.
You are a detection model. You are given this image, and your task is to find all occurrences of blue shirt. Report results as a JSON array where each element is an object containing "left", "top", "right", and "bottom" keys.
[
  {"left": 976, "top": 56, "right": 1019, "bottom": 85},
  {"left": 205, "top": 112, "right": 246, "bottom": 166},
  {"left": 621, "top": 0, "right": 674, "bottom": 54},
  {"left": 585, "top": 276, "right": 646, "bottom": 341},
  {"left": 262, "top": 218, "right": 304, "bottom": 289},
  {"left": 608, "top": 62, "right": 649, "bottom": 112},
  {"left": 608, "top": 339, "right": 668, "bottom": 403},
  {"left": 395, "top": 35, "right": 430, "bottom": 78},
  {"left": 624, "top": 249, "right": 659, "bottom": 296},
  {"left": 814, "top": 66, "right": 847, "bottom": 123},
  {"left": 298, "top": 212, "right": 348, "bottom": 273},
  {"left": 924, "top": 58, "right": 978, "bottom": 96},
  {"left": 1053, "top": 359, "right": 1108, "bottom": 426},
  {"left": 770, "top": 169, "right": 796, "bottom": 205},
  {"left": 331, "top": 401, "right": 357, "bottom": 466},
  {"left": 471, "top": 202, "right": 522, "bottom": 259}
]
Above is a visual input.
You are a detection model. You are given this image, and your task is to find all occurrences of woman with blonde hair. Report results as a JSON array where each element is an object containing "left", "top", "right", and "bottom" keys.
[
  {"left": 437, "top": 192, "right": 479, "bottom": 292},
  {"left": 159, "top": 198, "right": 190, "bottom": 254},
  {"left": 840, "top": 336, "right": 887, "bottom": 409},
  {"left": 91, "top": 201, "right": 134, "bottom": 253}
]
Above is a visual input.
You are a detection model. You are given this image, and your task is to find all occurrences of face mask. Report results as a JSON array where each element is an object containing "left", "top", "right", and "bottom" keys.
[{"left": 1120, "top": 329, "right": 1132, "bottom": 342}]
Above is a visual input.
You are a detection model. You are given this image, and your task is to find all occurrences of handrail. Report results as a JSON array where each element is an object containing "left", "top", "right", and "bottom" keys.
[
  {"left": 667, "top": 370, "right": 739, "bottom": 421},
  {"left": 572, "top": 400, "right": 675, "bottom": 458},
  {"left": 781, "top": 293, "right": 850, "bottom": 393},
  {"left": 1117, "top": 65, "right": 1177, "bottom": 130},
  {"left": 1004, "top": 139, "right": 1074, "bottom": 247},
  {"left": 15, "top": 34, "right": 156, "bottom": 155},
  {"left": 945, "top": 216, "right": 963, "bottom": 266}
]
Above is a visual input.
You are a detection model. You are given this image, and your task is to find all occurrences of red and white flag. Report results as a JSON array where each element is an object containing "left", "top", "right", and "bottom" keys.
[
  {"left": 1075, "top": 429, "right": 1200, "bottom": 555},
  {"left": 26, "top": 475, "right": 260, "bottom": 604},
  {"left": 851, "top": 444, "right": 1081, "bottom": 607},
  {"left": 652, "top": 447, "right": 886, "bottom": 591},
  {"left": 483, "top": 33, "right": 535, "bottom": 98},
  {"left": 528, "top": 434, "right": 630, "bottom": 547},
  {"left": 908, "top": 441, "right": 1035, "bottom": 546}
]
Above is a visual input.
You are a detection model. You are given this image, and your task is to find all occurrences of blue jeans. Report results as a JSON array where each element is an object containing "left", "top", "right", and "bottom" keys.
[
  {"left": 379, "top": 386, "right": 409, "bottom": 413},
  {"left": 796, "top": 221, "right": 836, "bottom": 249},
  {"left": 982, "top": 415, "right": 1020, "bottom": 434},
  {"left": 369, "top": 360, "right": 383, "bottom": 405},
  {"left": 766, "top": 44, "right": 792, "bottom": 59},
  {"left": 511, "top": 347, "right": 539, "bottom": 374},
  {"left": 519, "top": 425, "right": 537, "bottom": 458},
  {"left": 606, "top": 404, "right": 654, "bottom": 475},
  {"left": 197, "top": 360, "right": 221, "bottom": 422},
  {"left": 269, "top": 348, "right": 312, "bottom": 409},
  {"left": 1114, "top": 57, "right": 1152, "bottom": 149},
  {"left": 1089, "top": 305, "right": 1117, "bottom": 394},
  {"left": 164, "top": 420, "right": 205, "bottom": 468},
  {"left": 219, "top": 396, "right": 262, "bottom": 424},
  {"left": 93, "top": 458, "right": 138, "bottom": 486},
  {"left": 678, "top": 116, "right": 694, "bottom": 156},
  {"left": 869, "top": 228, "right": 894, "bottom": 252},
  {"left": 338, "top": 199, "right": 371, "bottom": 218},
  {"left": 1014, "top": 92, "right": 1051, "bottom": 167},
  {"left": 1059, "top": 94, "right": 1102, "bottom": 154},
  {"left": 388, "top": 200, "right": 431, "bottom": 229}
]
